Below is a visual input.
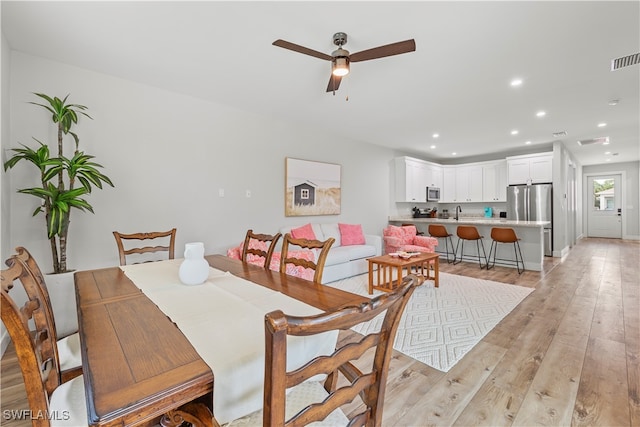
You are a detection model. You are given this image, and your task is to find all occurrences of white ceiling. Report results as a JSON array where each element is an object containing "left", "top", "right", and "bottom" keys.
[{"left": 3, "top": 1, "right": 639, "bottom": 166}]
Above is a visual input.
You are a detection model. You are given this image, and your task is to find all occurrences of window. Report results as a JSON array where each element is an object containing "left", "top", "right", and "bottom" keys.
[
  {"left": 592, "top": 178, "right": 615, "bottom": 211},
  {"left": 301, "top": 189, "right": 309, "bottom": 199}
]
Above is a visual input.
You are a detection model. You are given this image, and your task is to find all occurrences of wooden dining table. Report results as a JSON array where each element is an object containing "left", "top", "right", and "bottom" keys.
[{"left": 74, "top": 254, "right": 368, "bottom": 426}]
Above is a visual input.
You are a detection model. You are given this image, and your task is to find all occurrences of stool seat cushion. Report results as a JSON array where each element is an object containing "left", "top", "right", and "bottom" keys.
[
  {"left": 491, "top": 227, "right": 519, "bottom": 243},
  {"left": 428, "top": 224, "right": 452, "bottom": 238},
  {"left": 457, "top": 226, "right": 482, "bottom": 240}
]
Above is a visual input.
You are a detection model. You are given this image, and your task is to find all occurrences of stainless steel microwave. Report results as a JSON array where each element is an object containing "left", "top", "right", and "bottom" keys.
[{"left": 426, "top": 187, "right": 440, "bottom": 202}]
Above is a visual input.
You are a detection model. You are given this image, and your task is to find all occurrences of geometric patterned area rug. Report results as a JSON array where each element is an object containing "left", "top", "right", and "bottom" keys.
[{"left": 326, "top": 272, "right": 534, "bottom": 372}]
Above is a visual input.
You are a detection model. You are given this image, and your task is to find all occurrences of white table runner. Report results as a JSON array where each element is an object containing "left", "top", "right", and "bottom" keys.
[{"left": 121, "top": 259, "right": 338, "bottom": 424}]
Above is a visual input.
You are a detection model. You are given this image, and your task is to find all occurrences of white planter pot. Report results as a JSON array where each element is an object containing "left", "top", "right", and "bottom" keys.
[{"left": 44, "top": 271, "right": 78, "bottom": 337}]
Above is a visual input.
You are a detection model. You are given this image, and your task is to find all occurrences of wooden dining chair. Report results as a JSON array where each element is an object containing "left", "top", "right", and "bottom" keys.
[
  {"left": 224, "top": 274, "right": 421, "bottom": 427},
  {"left": 241, "top": 229, "right": 282, "bottom": 269},
  {"left": 2, "top": 253, "right": 88, "bottom": 426},
  {"left": 279, "top": 233, "right": 335, "bottom": 283},
  {"left": 112, "top": 228, "right": 177, "bottom": 265},
  {"left": 11, "top": 247, "right": 83, "bottom": 382}
]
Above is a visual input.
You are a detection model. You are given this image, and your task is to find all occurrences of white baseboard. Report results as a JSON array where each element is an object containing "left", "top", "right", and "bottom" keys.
[{"left": 623, "top": 234, "right": 640, "bottom": 240}]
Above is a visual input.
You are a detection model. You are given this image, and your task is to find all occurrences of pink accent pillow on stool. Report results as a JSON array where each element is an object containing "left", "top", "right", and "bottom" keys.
[{"left": 339, "top": 223, "right": 365, "bottom": 246}]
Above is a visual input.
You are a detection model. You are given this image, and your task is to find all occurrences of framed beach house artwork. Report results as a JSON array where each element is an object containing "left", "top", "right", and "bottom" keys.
[{"left": 285, "top": 158, "right": 341, "bottom": 216}]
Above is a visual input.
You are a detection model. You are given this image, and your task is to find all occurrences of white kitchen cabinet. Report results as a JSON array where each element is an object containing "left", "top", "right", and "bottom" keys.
[
  {"left": 482, "top": 160, "right": 507, "bottom": 202},
  {"left": 395, "top": 157, "right": 427, "bottom": 202},
  {"left": 507, "top": 153, "right": 553, "bottom": 185},
  {"left": 441, "top": 166, "right": 457, "bottom": 203},
  {"left": 441, "top": 165, "right": 482, "bottom": 203},
  {"left": 425, "top": 163, "right": 443, "bottom": 188},
  {"left": 455, "top": 165, "right": 483, "bottom": 202},
  {"left": 395, "top": 157, "right": 443, "bottom": 202}
]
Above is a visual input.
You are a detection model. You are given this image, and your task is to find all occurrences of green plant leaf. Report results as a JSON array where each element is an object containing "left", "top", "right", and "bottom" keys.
[{"left": 6, "top": 93, "right": 111, "bottom": 268}]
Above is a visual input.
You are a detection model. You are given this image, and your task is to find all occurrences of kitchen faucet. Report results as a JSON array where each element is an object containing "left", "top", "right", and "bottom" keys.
[{"left": 455, "top": 205, "right": 462, "bottom": 221}]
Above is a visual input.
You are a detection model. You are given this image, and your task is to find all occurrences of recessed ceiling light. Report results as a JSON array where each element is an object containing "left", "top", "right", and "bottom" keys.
[
  {"left": 451, "top": 152, "right": 457, "bottom": 156},
  {"left": 430, "top": 145, "right": 436, "bottom": 149},
  {"left": 432, "top": 133, "right": 439, "bottom": 138},
  {"left": 511, "top": 130, "right": 519, "bottom": 135},
  {"left": 525, "top": 141, "right": 532, "bottom": 145},
  {"left": 510, "top": 78, "right": 523, "bottom": 87},
  {"left": 603, "top": 141, "right": 610, "bottom": 145},
  {"left": 608, "top": 99, "right": 619, "bottom": 106},
  {"left": 606, "top": 158, "right": 611, "bottom": 162},
  {"left": 597, "top": 122, "right": 607, "bottom": 127},
  {"left": 605, "top": 151, "right": 611, "bottom": 155},
  {"left": 536, "top": 111, "right": 546, "bottom": 117}
]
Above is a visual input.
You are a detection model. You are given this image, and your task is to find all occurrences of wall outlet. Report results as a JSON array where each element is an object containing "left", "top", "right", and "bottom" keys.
[
  {"left": 218, "top": 189, "right": 224, "bottom": 197},
  {"left": 246, "top": 190, "right": 251, "bottom": 198}
]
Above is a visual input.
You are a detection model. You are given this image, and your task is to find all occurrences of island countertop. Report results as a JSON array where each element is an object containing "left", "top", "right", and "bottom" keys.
[
  {"left": 388, "top": 216, "right": 550, "bottom": 271},
  {"left": 389, "top": 216, "right": 550, "bottom": 228}
]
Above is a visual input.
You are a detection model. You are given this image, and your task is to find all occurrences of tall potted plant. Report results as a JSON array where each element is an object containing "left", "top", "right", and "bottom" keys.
[{"left": 4, "top": 93, "right": 114, "bottom": 274}]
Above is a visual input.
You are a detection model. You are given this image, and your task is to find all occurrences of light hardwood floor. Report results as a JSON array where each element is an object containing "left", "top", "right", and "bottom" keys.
[{"left": 1, "top": 237, "right": 638, "bottom": 426}]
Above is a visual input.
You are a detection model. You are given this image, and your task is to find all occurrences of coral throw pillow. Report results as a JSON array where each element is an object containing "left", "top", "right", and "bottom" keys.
[
  {"left": 339, "top": 223, "right": 365, "bottom": 246},
  {"left": 290, "top": 223, "right": 317, "bottom": 240}
]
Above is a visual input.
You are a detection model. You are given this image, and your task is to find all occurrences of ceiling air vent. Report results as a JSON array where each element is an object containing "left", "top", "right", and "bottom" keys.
[
  {"left": 577, "top": 137, "right": 609, "bottom": 146},
  {"left": 552, "top": 131, "right": 567, "bottom": 138},
  {"left": 611, "top": 52, "right": 640, "bottom": 71}
]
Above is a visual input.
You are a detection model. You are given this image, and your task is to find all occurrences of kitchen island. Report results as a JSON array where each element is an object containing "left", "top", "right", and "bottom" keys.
[{"left": 389, "top": 216, "right": 550, "bottom": 271}]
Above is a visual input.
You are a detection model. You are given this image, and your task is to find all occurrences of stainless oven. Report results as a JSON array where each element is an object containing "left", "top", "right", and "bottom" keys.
[{"left": 426, "top": 187, "right": 440, "bottom": 202}]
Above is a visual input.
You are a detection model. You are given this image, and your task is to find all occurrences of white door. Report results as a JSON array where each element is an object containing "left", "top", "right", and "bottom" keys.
[{"left": 587, "top": 174, "right": 622, "bottom": 238}]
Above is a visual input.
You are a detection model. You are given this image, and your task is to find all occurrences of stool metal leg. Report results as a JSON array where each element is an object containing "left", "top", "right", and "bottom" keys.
[
  {"left": 453, "top": 238, "right": 463, "bottom": 265},
  {"left": 444, "top": 235, "right": 456, "bottom": 263},
  {"left": 514, "top": 240, "right": 525, "bottom": 274},
  {"left": 475, "top": 239, "right": 488, "bottom": 269},
  {"left": 487, "top": 240, "right": 497, "bottom": 270},
  {"left": 449, "top": 235, "right": 457, "bottom": 263},
  {"left": 487, "top": 239, "right": 525, "bottom": 274}
]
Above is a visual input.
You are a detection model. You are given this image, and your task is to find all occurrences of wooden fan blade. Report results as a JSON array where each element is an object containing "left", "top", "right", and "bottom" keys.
[
  {"left": 350, "top": 39, "right": 416, "bottom": 62},
  {"left": 272, "top": 39, "right": 333, "bottom": 61},
  {"left": 326, "top": 74, "right": 342, "bottom": 93}
]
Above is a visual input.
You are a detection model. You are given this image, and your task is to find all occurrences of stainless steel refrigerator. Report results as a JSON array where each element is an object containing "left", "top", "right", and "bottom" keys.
[{"left": 506, "top": 184, "right": 553, "bottom": 256}]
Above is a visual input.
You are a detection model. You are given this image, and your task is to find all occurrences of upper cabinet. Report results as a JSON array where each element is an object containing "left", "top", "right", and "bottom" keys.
[
  {"left": 507, "top": 153, "right": 553, "bottom": 185},
  {"left": 482, "top": 160, "right": 507, "bottom": 202},
  {"left": 395, "top": 155, "right": 540, "bottom": 204},
  {"left": 395, "top": 157, "right": 443, "bottom": 203},
  {"left": 425, "top": 163, "right": 443, "bottom": 188},
  {"left": 440, "top": 164, "right": 483, "bottom": 203},
  {"left": 455, "top": 165, "right": 483, "bottom": 202},
  {"left": 441, "top": 166, "right": 457, "bottom": 203}
]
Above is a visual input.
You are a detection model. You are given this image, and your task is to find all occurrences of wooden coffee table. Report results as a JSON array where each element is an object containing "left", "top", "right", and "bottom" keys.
[{"left": 367, "top": 252, "right": 440, "bottom": 294}]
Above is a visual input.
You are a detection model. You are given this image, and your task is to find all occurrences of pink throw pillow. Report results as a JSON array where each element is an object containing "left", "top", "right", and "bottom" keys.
[
  {"left": 339, "top": 223, "right": 365, "bottom": 246},
  {"left": 290, "top": 223, "right": 316, "bottom": 240}
]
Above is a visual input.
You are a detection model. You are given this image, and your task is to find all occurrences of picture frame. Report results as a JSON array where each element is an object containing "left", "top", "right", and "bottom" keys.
[{"left": 285, "top": 157, "right": 341, "bottom": 216}]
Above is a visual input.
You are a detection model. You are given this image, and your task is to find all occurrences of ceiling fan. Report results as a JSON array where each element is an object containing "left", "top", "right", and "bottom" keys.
[{"left": 272, "top": 32, "right": 416, "bottom": 93}]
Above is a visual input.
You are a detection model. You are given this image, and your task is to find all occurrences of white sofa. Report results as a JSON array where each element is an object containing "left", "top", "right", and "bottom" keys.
[{"left": 280, "top": 223, "right": 382, "bottom": 284}]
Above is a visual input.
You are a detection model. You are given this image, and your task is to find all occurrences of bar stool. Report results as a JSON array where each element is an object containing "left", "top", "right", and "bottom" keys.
[
  {"left": 428, "top": 224, "right": 455, "bottom": 263},
  {"left": 488, "top": 227, "right": 525, "bottom": 274},
  {"left": 454, "top": 225, "right": 488, "bottom": 269}
]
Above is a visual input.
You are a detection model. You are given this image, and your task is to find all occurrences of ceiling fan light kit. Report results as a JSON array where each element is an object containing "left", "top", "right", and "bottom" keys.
[
  {"left": 332, "top": 56, "right": 350, "bottom": 76},
  {"left": 272, "top": 32, "right": 416, "bottom": 92}
]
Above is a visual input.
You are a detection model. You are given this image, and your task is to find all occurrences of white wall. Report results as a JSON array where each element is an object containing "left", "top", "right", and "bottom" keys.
[
  {"left": 4, "top": 52, "right": 398, "bottom": 273},
  {"left": 1, "top": 17, "right": 14, "bottom": 355}
]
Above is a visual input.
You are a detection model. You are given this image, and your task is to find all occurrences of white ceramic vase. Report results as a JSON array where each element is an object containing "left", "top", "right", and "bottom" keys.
[{"left": 178, "top": 242, "right": 209, "bottom": 285}]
